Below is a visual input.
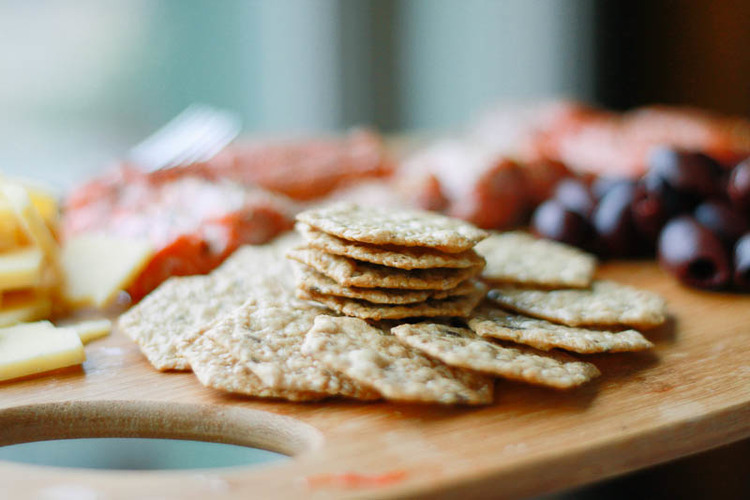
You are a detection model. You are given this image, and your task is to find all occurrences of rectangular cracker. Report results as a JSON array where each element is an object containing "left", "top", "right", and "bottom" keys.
[
  {"left": 297, "top": 287, "right": 484, "bottom": 320},
  {"left": 183, "top": 333, "right": 326, "bottom": 401},
  {"left": 287, "top": 247, "right": 481, "bottom": 290},
  {"left": 468, "top": 304, "right": 654, "bottom": 353},
  {"left": 294, "top": 263, "right": 477, "bottom": 305},
  {"left": 302, "top": 315, "right": 493, "bottom": 405},
  {"left": 297, "top": 222, "right": 485, "bottom": 270},
  {"left": 118, "top": 239, "right": 299, "bottom": 371},
  {"left": 203, "top": 297, "right": 380, "bottom": 400},
  {"left": 391, "top": 323, "right": 600, "bottom": 389},
  {"left": 487, "top": 280, "right": 668, "bottom": 328},
  {"left": 476, "top": 231, "right": 596, "bottom": 288},
  {"left": 296, "top": 203, "right": 488, "bottom": 252}
]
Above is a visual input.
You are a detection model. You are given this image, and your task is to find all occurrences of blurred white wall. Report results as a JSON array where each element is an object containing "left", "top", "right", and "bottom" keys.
[
  {"left": 399, "top": 0, "right": 594, "bottom": 129},
  {"left": 0, "top": 0, "right": 595, "bottom": 187}
]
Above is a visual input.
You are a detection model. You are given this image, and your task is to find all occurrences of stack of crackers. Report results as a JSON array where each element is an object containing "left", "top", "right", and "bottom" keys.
[
  {"left": 119, "top": 207, "right": 668, "bottom": 406},
  {"left": 288, "top": 204, "right": 488, "bottom": 320}
]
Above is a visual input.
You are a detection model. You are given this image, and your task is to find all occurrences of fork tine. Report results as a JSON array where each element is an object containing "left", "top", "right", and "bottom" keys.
[
  {"left": 171, "top": 111, "right": 238, "bottom": 167},
  {"left": 161, "top": 112, "right": 220, "bottom": 168},
  {"left": 128, "top": 105, "right": 205, "bottom": 166},
  {"left": 129, "top": 104, "right": 241, "bottom": 171}
]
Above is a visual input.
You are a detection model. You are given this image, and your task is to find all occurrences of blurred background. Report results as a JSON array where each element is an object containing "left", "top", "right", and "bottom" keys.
[{"left": 1, "top": 0, "right": 748, "bottom": 186}]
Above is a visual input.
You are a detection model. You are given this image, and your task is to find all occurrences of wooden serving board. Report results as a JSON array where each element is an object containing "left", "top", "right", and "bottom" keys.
[{"left": 2, "top": 262, "right": 750, "bottom": 499}]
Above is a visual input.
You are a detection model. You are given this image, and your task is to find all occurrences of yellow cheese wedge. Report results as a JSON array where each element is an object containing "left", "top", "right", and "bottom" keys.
[
  {"left": 70, "top": 318, "right": 112, "bottom": 344},
  {"left": 25, "top": 184, "right": 59, "bottom": 227},
  {"left": 61, "top": 234, "right": 154, "bottom": 308},
  {"left": 0, "top": 247, "right": 44, "bottom": 292},
  {"left": 0, "top": 200, "right": 20, "bottom": 251},
  {"left": 0, "top": 184, "right": 61, "bottom": 274},
  {"left": 0, "top": 291, "right": 52, "bottom": 327},
  {"left": 0, "top": 321, "right": 85, "bottom": 382}
]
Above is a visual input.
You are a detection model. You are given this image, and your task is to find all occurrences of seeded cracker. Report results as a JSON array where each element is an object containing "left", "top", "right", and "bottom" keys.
[
  {"left": 297, "top": 282, "right": 485, "bottom": 320},
  {"left": 118, "top": 275, "right": 248, "bottom": 371},
  {"left": 303, "top": 316, "right": 493, "bottom": 404},
  {"left": 288, "top": 247, "right": 480, "bottom": 290},
  {"left": 295, "top": 264, "right": 477, "bottom": 305},
  {"left": 488, "top": 280, "right": 668, "bottom": 328},
  {"left": 297, "top": 203, "right": 488, "bottom": 252},
  {"left": 119, "top": 236, "right": 301, "bottom": 371},
  {"left": 203, "top": 297, "right": 380, "bottom": 400},
  {"left": 183, "top": 334, "right": 326, "bottom": 401},
  {"left": 469, "top": 305, "right": 654, "bottom": 353},
  {"left": 297, "top": 222, "right": 485, "bottom": 269},
  {"left": 476, "top": 231, "right": 596, "bottom": 288},
  {"left": 391, "top": 323, "right": 600, "bottom": 389}
]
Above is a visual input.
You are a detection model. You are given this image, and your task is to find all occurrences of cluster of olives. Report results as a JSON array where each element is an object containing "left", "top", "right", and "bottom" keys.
[{"left": 532, "top": 148, "right": 750, "bottom": 291}]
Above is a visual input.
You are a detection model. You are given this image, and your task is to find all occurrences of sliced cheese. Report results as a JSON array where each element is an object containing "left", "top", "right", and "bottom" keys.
[
  {"left": 62, "top": 234, "right": 154, "bottom": 308},
  {"left": 0, "top": 291, "right": 52, "bottom": 327},
  {"left": 0, "top": 247, "right": 44, "bottom": 291},
  {"left": 0, "top": 321, "right": 85, "bottom": 382},
  {"left": 0, "top": 183, "right": 61, "bottom": 274},
  {"left": 25, "top": 184, "right": 59, "bottom": 227},
  {"left": 70, "top": 318, "right": 112, "bottom": 344},
  {"left": 0, "top": 200, "right": 20, "bottom": 251}
]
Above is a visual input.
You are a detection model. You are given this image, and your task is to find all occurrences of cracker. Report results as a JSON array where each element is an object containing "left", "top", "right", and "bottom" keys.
[
  {"left": 287, "top": 247, "right": 480, "bottom": 290},
  {"left": 297, "top": 282, "right": 485, "bottom": 320},
  {"left": 214, "top": 232, "right": 301, "bottom": 281},
  {"left": 119, "top": 241, "right": 297, "bottom": 371},
  {"left": 468, "top": 305, "right": 654, "bottom": 353},
  {"left": 302, "top": 316, "right": 493, "bottom": 405},
  {"left": 392, "top": 323, "right": 600, "bottom": 389},
  {"left": 183, "top": 334, "right": 325, "bottom": 401},
  {"left": 118, "top": 275, "right": 248, "bottom": 371},
  {"left": 203, "top": 297, "right": 380, "bottom": 400},
  {"left": 294, "top": 264, "right": 477, "bottom": 304},
  {"left": 487, "top": 280, "right": 668, "bottom": 328},
  {"left": 298, "top": 223, "right": 485, "bottom": 269},
  {"left": 297, "top": 203, "right": 488, "bottom": 252},
  {"left": 476, "top": 231, "right": 596, "bottom": 288}
]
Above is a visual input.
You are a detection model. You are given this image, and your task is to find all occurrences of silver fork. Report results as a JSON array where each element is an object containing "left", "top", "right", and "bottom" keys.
[{"left": 128, "top": 104, "right": 242, "bottom": 171}]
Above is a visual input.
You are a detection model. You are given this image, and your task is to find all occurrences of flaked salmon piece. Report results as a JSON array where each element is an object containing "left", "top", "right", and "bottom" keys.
[
  {"left": 399, "top": 140, "right": 569, "bottom": 230},
  {"left": 63, "top": 172, "right": 295, "bottom": 301},
  {"left": 473, "top": 101, "right": 750, "bottom": 178},
  {"left": 178, "top": 128, "right": 394, "bottom": 201}
]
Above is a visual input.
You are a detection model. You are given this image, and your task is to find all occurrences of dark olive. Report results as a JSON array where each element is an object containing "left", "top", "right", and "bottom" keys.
[
  {"left": 694, "top": 200, "right": 748, "bottom": 248},
  {"left": 591, "top": 176, "right": 633, "bottom": 201},
  {"left": 531, "top": 199, "right": 592, "bottom": 248},
  {"left": 727, "top": 158, "right": 750, "bottom": 214},
  {"left": 734, "top": 233, "right": 750, "bottom": 290},
  {"left": 553, "top": 178, "right": 596, "bottom": 218},
  {"left": 631, "top": 178, "right": 672, "bottom": 243},
  {"left": 592, "top": 183, "right": 637, "bottom": 257},
  {"left": 641, "top": 170, "right": 696, "bottom": 215},
  {"left": 647, "top": 147, "right": 724, "bottom": 199},
  {"left": 657, "top": 216, "right": 731, "bottom": 289}
]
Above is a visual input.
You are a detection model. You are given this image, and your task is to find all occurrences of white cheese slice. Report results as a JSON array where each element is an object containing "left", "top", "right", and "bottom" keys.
[
  {"left": 61, "top": 234, "right": 154, "bottom": 308},
  {"left": 70, "top": 318, "right": 112, "bottom": 344},
  {"left": 0, "top": 321, "right": 85, "bottom": 382},
  {"left": 0, "top": 247, "right": 44, "bottom": 292}
]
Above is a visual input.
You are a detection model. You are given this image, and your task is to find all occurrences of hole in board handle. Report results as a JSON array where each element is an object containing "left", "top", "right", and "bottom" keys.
[{"left": 0, "top": 400, "right": 323, "bottom": 471}]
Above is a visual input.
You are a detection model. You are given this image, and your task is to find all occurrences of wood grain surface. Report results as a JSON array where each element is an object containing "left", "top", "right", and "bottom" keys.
[{"left": 1, "top": 261, "right": 749, "bottom": 499}]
